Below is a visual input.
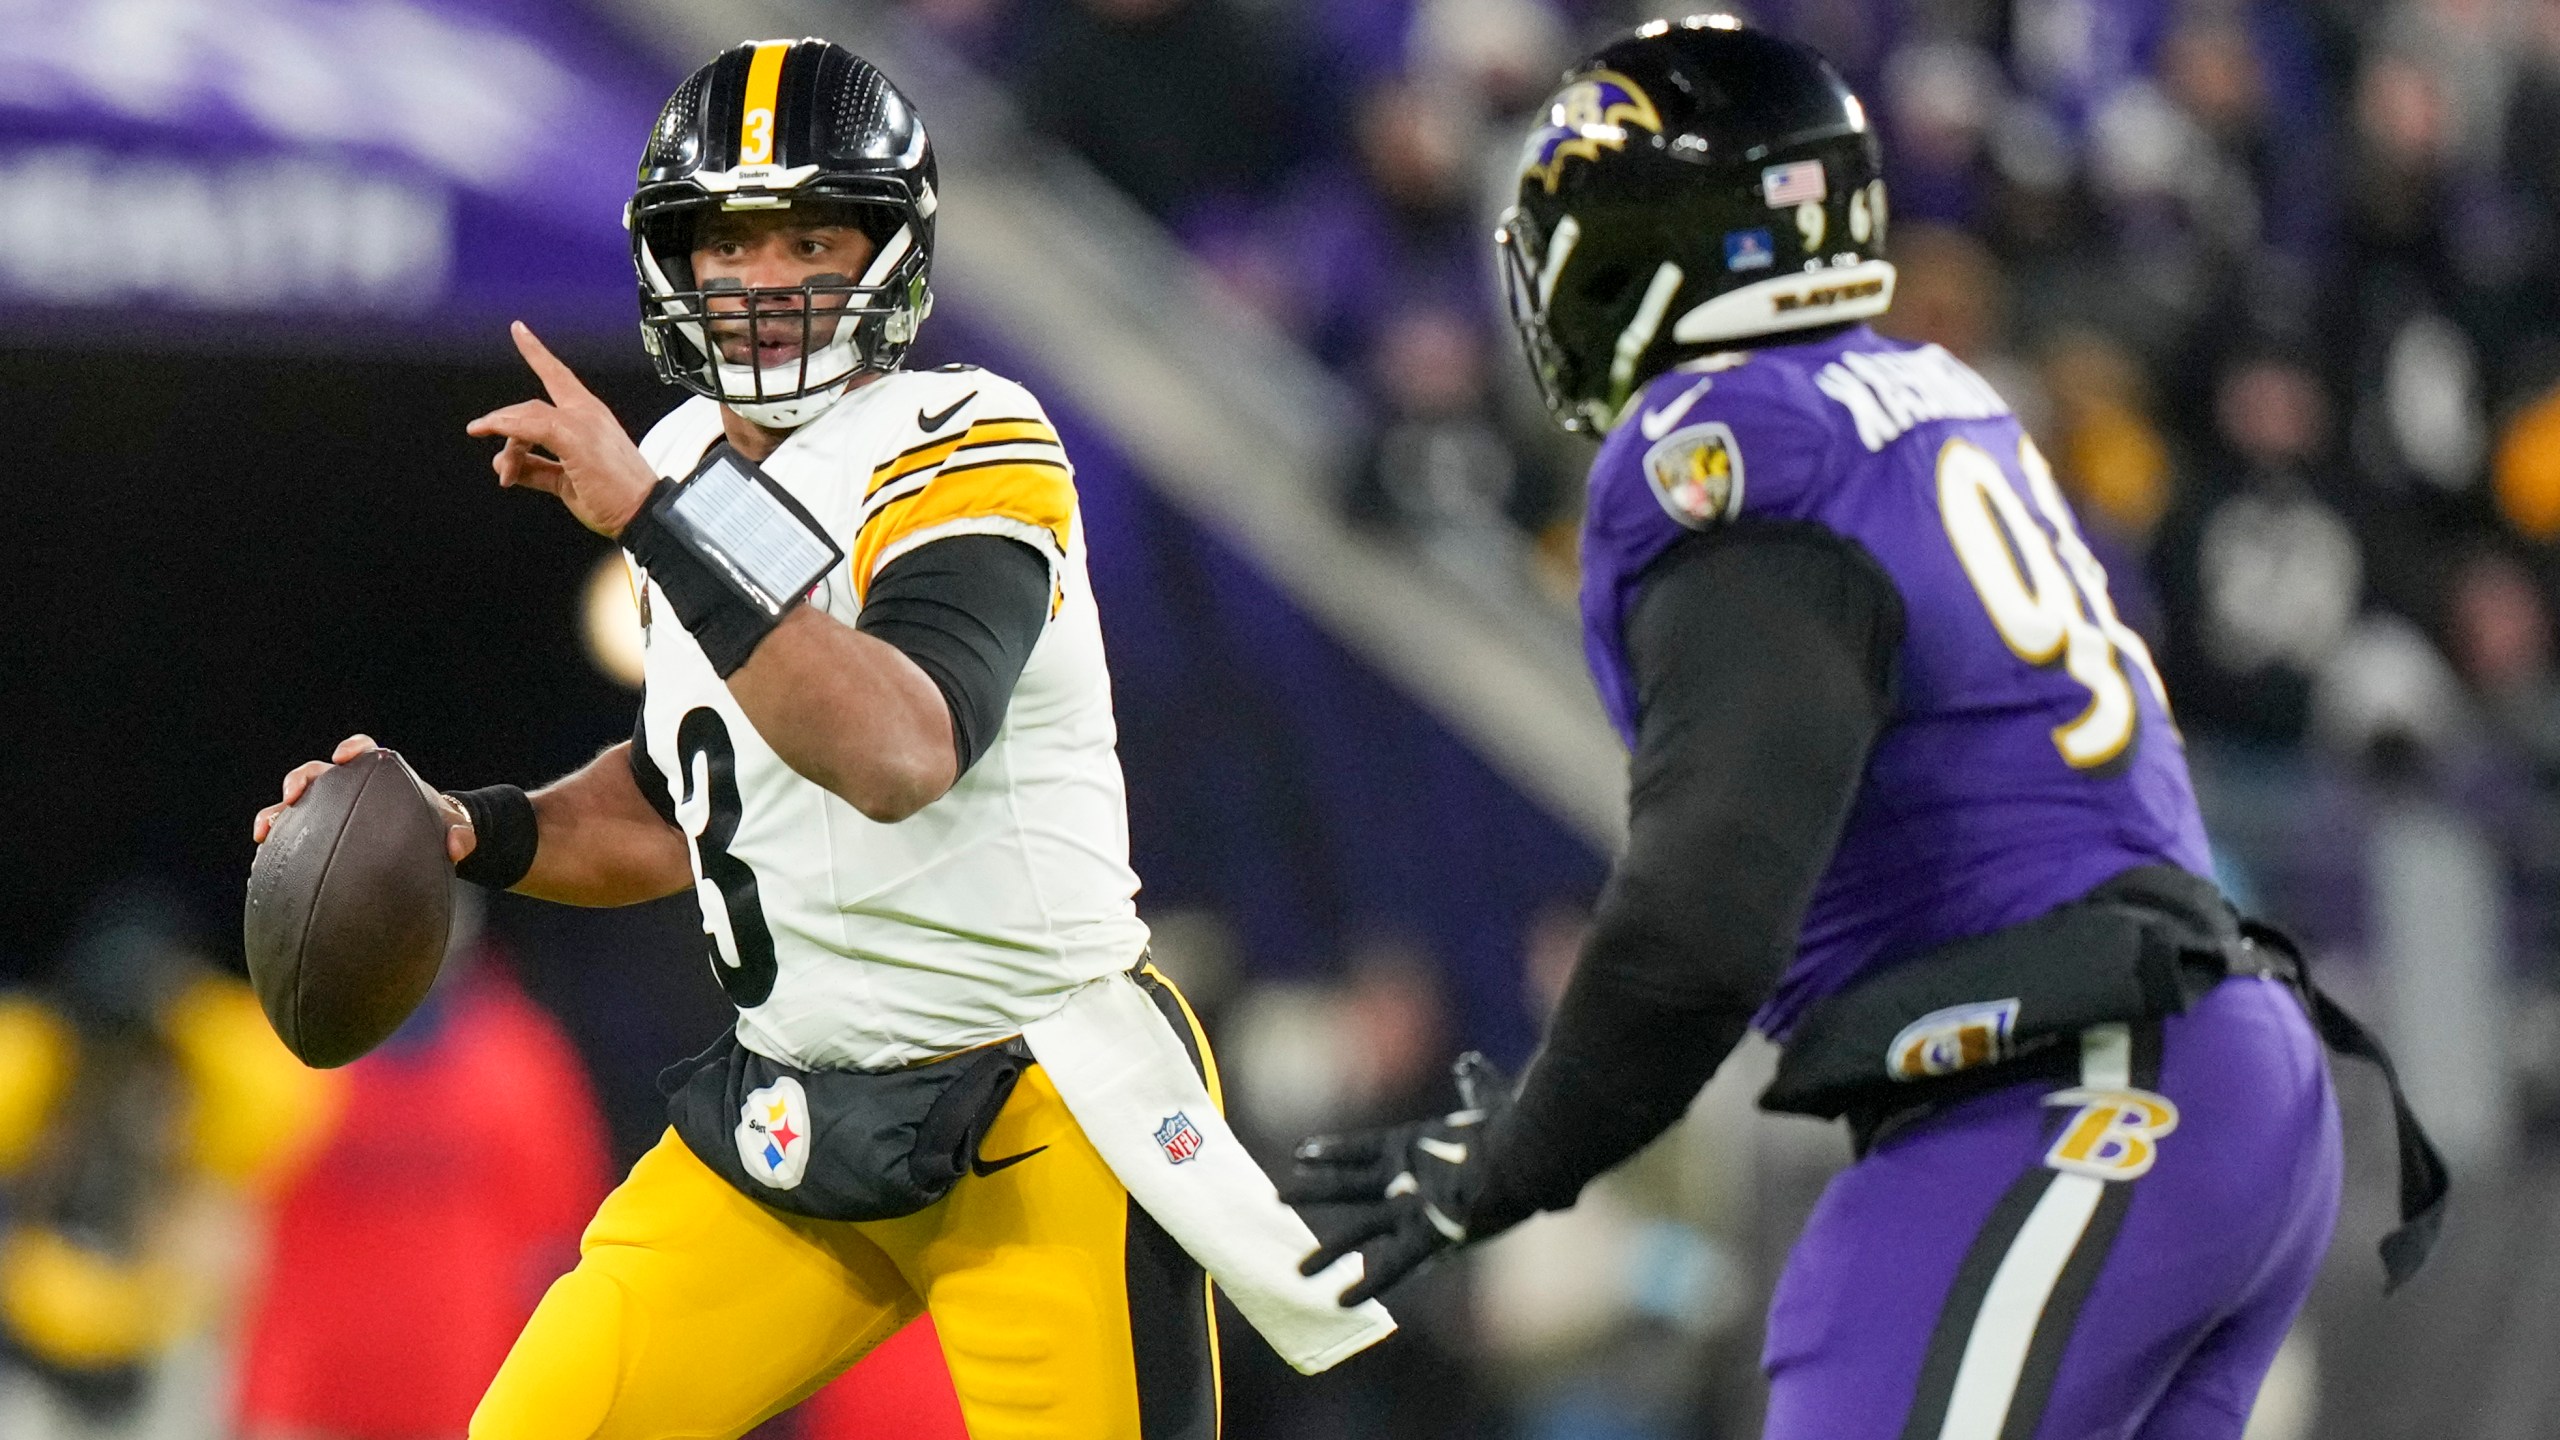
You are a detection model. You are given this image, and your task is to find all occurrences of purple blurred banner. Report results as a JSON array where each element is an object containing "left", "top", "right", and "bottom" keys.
[{"left": 0, "top": 0, "right": 676, "bottom": 338}]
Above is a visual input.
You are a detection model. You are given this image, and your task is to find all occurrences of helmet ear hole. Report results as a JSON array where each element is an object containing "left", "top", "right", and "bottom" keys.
[
  {"left": 1579, "top": 263, "right": 1634, "bottom": 305},
  {"left": 1577, "top": 262, "right": 1658, "bottom": 332}
]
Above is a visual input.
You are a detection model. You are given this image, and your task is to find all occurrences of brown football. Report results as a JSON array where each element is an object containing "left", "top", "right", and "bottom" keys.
[{"left": 243, "top": 748, "right": 453, "bottom": 1067}]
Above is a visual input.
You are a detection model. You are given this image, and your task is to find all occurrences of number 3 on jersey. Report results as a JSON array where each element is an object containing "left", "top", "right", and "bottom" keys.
[
  {"left": 676, "top": 707, "right": 779, "bottom": 1008},
  {"left": 1936, "top": 437, "right": 2172, "bottom": 769}
]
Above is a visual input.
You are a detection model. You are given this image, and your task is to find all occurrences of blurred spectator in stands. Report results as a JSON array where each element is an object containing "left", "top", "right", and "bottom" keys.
[
  {"left": 1232, "top": 77, "right": 1485, "bottom": 372},
  {"left": 2165, "top": 7, "right": 2332, "bottom": 264},
  {"left": 2502, "top": 0, "right": 2560, "bottom": 377},
  {"left": 2040, "top": 330, "right": 2177, "bottom": 640},
  {"left": 235, "top": 888, "right": 606, "bottom": 1440},
  {"left": 0, "top": 887, "right": 335, "bottom": 1440},
  {"left": 2494, "top": 379, "right": 2560, "bottom": 543},
  {"left": 1332, "top": 936, "right": 1456, "bottom": 1130},
  {"left": 2082, "top": 44, "right": 2258, "bottom": 339},
  {"left": 1875, "top": 221, "right": 2046, "bottom": 433},
  {"left": 1345, "top": 306, "right": 1564, "bottom": 557},
  {"left": 1407, "top": 0, "right": 1570, "bottom": 121},
  {"left": 2341, "top": 37, "right": 2502, "bottom": 514},
  {"left": 2154, "top": 349, "right": 2363, "bottom": 745},
  {"left": 1881, "top": 39, "right": 2003, "bottom": 228},
  {"left": 2445, "top": 546, "right": 2560, "bottom": 779},
  {"left": 2307, "top": 611, "right": 2479, "bottom": 788},
  {"left": 2349, "top": 46, "right": 2456, "bottom": 283},
  {"left": 1013, "top": 0, "right": 1297, "bottom": 230}
]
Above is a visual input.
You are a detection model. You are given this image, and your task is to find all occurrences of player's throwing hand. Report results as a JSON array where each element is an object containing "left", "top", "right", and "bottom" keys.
[
  {"left": 254, "top": 733, "right": 477, "bottom": 863},
  {"left": 466, "top": 322, "right": 661, "bottom": 538},
  {"left": 1282, "top": 1051, "right": 1515, "bottom": 1305}
]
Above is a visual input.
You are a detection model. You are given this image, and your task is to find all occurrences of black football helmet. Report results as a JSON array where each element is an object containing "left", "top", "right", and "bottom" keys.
[
  {"left": 1495, "top": 17, "right": 1893, "bottom": 433},
  {"left": 631, "top": 39, "right": 936, "bottom": 428}
]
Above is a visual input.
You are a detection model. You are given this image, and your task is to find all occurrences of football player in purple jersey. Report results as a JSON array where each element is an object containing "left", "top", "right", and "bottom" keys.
[{"left": 1283, "top": 18, "right": 2445, "bottom": 1439}]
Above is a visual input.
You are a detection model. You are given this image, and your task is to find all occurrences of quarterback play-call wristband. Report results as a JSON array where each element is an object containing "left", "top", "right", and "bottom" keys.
[
  {"left": 448, "top": 784, "right": 539, "bottom": 890},
  {"left": 620, "top": 444, "right": 845, "bottom": 677}
]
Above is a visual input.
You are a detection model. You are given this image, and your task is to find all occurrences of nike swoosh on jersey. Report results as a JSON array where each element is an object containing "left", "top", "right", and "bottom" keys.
[
  {"left": 1639, "top": 378, "right": 1714, "bottom": 441},
  {"left": 918, "top": 391, "right": 977, "bottom": 433},
  {"left": 970, "top": 1143, "right": 1048, "bottom": 1177}
]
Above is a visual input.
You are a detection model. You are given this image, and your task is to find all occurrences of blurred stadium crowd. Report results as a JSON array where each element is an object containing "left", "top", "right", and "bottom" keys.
[{"left": 9, "top": 0, "right": 2560, "bottom": 1438}]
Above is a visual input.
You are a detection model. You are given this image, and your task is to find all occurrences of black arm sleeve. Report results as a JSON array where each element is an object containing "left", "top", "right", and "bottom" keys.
[
  {"left": 855, "top": 534, "right": 1053, "bottom": 776},
  {"left": 1471, "top": 521, "right": 1904, "bottom": 1232}
]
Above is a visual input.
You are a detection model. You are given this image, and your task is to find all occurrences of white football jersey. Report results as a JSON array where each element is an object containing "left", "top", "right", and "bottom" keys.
[{"left": 629, "top": 366, "right": 1151, "bottom": 1071}]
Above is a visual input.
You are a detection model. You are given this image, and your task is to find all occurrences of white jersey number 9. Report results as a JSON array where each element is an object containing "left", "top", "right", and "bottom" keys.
[{"left": 1936, "top": 437, "right": 2172, "bottom": 769}]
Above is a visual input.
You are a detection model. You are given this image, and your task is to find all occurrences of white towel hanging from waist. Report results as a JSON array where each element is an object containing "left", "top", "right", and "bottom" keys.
[{"left": 1020, "top": 969, "right": 1397, "bottom": 1374}]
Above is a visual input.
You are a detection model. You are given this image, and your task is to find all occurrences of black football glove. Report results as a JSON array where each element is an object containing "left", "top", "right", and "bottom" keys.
[{"left": 1280, "top": 1052, "right": 1515, "bottom": 1306}]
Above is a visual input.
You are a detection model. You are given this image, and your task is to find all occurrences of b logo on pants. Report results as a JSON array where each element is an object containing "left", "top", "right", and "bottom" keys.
[{"left": 2042, "top": 1086, "right": 2179, "bottom": 1181}]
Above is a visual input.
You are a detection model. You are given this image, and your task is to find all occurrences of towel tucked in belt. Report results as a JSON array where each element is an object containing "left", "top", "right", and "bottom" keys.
[{"left": 1021, "top": 970, "right": 1398, "bottom": 1374}]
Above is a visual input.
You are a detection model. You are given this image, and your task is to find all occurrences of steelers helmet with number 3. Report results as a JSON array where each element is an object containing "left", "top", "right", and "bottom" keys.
[
  {"left": 1496, "top": 17, "right": 1893, "bottom": 433},
  {"left": 630, "top": 39, "right": 937, "bottom": 429}
]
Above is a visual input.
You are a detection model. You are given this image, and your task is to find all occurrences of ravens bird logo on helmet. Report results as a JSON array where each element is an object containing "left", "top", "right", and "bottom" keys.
[
  {"left": 1519, "top": 71, "right": 1664, "bottom": 194},
  {"left": 1495, "top": 17, "right": 1896, "bottom": 434}
]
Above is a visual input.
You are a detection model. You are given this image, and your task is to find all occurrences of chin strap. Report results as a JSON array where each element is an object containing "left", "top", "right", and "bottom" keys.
[{"left": 725, "top": 378, "right": 855, "bottom": 431}]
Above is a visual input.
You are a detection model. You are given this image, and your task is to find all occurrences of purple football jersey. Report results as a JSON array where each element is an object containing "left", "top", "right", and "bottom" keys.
[{"left": 1579, "top": 325, "right": 2213, "bottom": 1039}]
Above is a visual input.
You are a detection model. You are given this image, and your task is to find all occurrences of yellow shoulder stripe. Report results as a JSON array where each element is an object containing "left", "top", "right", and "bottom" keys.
[
  {"left": 853, "top": 460, "right": 1075, "bottom": 599},
  {"left": 868, "top": 417, "right": 1059, "bottom": 497}
]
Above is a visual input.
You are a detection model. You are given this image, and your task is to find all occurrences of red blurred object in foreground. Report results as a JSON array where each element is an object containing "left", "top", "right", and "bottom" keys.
[
  {"left": 795, "top": 1315, "right": 970, "bottom": 1440},
  {"left": 235, "top": 962, "right": 608, "bottom": 1438}
]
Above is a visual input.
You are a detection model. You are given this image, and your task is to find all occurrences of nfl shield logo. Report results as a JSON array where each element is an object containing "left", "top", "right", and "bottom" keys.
[{"left": 1154, "top": 1111, "right": 1204, "bottom": 1165}]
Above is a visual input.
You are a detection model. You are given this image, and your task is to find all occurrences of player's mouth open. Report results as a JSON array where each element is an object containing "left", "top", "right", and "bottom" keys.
[{"left": 709, "top": 312, "right": 845, "bottom": 369}]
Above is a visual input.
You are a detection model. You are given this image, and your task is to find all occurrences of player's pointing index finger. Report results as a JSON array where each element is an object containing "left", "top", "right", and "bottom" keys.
[{"left": 510, "top": 321, "right": 595, "bottom": 406}]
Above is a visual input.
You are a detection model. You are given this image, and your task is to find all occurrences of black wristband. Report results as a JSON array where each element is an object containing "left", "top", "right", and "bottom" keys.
[
  {"left": 448, "top": 784, "right": 538, "bottom": 890},
  {"left": 620, "top": 480, "right": 785, "bottom": 678}
]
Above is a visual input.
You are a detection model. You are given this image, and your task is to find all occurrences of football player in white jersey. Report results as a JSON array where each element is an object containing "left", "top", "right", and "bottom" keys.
[{"left": 252, "top": 38, "right": 1392, "bottom": 1440}]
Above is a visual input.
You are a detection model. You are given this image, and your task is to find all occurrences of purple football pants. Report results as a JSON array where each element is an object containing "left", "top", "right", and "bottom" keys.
[{"left": 1762, "top": 977, "right": 2343, "bottom": 1440}]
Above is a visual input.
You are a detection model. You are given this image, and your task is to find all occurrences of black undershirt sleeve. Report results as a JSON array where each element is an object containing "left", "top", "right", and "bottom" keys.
[
  {"left": 1470, "top": 521, "right": 1904, "bottom": 1234},
  {"left": 855, "top": 534, "right": 1054, "bottom": 776},
  {"left": 629, "top": 705, "right": 678, "bottom": 828}
]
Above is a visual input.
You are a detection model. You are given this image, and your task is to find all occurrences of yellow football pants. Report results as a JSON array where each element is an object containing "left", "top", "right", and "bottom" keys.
[{"left": 470, "top": 970, "right": 1221, "bottom": 1440}]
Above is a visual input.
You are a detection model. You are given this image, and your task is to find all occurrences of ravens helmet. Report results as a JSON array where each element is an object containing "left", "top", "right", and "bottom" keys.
[
  {"left": 631, "top": 39, "right": 937, "bottom": 429},
  {"left": 1495, "top": 17, "right": 1893, "bottom": 433}
]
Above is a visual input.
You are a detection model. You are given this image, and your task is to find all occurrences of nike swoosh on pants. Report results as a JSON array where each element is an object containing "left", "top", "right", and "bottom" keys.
[{"left": 971, "top": 1144, "right": 1047, "bottom": 1177}]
